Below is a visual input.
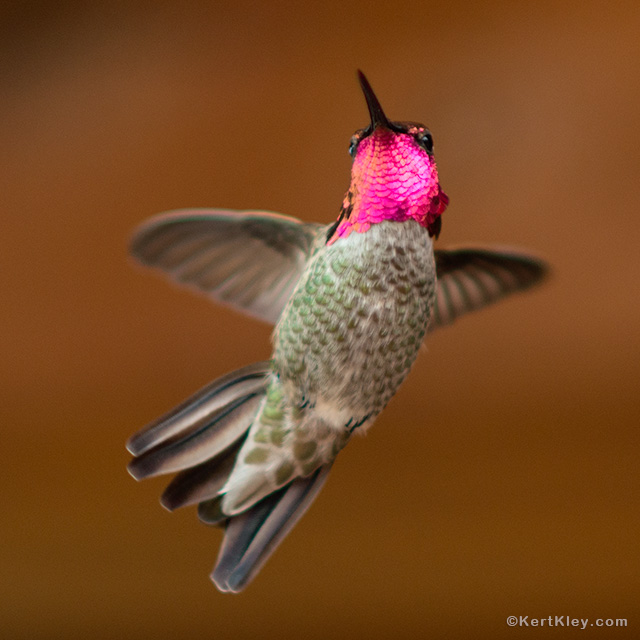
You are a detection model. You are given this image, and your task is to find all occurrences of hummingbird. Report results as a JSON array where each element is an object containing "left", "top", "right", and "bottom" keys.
[{"left": 126, "top": 71, "right": 547, "bottom": 593}]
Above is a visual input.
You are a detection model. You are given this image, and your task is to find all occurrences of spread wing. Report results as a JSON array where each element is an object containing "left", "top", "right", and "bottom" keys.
[
  {"left": 130, "top": 210, "right": 323, "bottom": 324},
  {"left": 132, "top": 213, "right": 547, "bottom": 329},
  {"left": 430, "top": 247, "right": 548, "bottom": 330}
]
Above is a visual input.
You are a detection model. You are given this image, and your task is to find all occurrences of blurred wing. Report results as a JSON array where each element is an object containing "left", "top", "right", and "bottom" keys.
[
  {"left": 430, "top": 247, "right": 548, "bottom": 330},
  {"left": 131, "top": 209, "right": 323, "bottom": 324}
]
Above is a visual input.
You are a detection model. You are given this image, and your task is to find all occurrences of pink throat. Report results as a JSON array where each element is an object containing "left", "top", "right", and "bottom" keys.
[{"left": 329, "top": 129, "right": 448, "bottom": 244}]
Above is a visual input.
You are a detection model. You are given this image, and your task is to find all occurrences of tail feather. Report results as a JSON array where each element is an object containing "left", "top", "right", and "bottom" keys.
[
  {"left": 126, "top": 361, "right": 270, "bottom": 457},
  {"left": 128, "top": 394, "right": 262, "bottom": 480},
  {"left": 160, "top": 438, "right": 245, "bottom": 511},
  {"left": 198, "top": 495, "right": 228, "bottom": 526},
  {"left": 212, "top": 465, "right": 332, "bottom": 593},
  {"left": 128, "top": 361, "right": 332, "bottom": 592}
]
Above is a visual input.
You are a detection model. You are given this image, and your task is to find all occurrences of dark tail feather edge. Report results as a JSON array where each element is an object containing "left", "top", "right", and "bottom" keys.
[
  {"left": 126, "top": 361, "right": 271, "bottom": 457},
  {"left": 212, "top": 465, "right": 332, "bottom": 593},
  {"left": 127, "top": 361, "right": 269, "bottom": 509},
  {"left": 127, "top": 362, "right": 270, "bottom": 484}
]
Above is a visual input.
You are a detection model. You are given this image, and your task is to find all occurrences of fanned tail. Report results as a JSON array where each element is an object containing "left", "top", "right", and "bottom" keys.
[{"left": 127, "top": 362, "right": 332, "bottom": 592}]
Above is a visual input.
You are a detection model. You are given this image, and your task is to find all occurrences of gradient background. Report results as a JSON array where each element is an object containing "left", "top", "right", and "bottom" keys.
[{"left": 2, "top": 1, "right": 638, "bottom": 638}]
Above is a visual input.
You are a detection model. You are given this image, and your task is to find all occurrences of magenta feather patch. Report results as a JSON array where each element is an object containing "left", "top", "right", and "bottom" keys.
[{"left": 329, "top": 127, "right": 448, "bottom": 244}]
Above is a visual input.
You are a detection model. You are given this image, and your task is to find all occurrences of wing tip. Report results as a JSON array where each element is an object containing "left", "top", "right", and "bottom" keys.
[{"left": 511, "top": 253, "right": 551, "bottom": 289}]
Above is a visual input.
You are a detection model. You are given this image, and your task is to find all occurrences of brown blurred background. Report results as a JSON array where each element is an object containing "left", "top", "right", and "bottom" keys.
[{"left": 2, "top": 1, "right": 638, "bottom": 638}]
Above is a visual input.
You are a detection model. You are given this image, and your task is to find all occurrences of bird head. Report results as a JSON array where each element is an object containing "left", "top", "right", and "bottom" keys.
[{"left": 328, "top": 71, "right": 448, "bottom": 244}]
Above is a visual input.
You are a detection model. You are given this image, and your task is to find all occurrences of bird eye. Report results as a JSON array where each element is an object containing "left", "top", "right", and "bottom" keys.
[
  {"left": 418, "top": 131, "right": 433, "bottom": 154},
  {"left": 348, "top": 135, "right": 359, "bottom": 158}
]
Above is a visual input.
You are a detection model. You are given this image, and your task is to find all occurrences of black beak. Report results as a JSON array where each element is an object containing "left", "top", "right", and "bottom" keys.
[{"left": 357, "top": 70, "right": 391, "bottom": 130}]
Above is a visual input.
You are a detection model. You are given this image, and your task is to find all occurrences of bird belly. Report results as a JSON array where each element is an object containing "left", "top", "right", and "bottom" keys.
[{"left": 274, "top": 220, "right": 436, "bottom": 430}]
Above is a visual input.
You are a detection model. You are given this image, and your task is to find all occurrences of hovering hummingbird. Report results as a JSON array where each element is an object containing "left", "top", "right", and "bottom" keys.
[{"left": 126, "top": 71, "right": 547, "bottom": 593}]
